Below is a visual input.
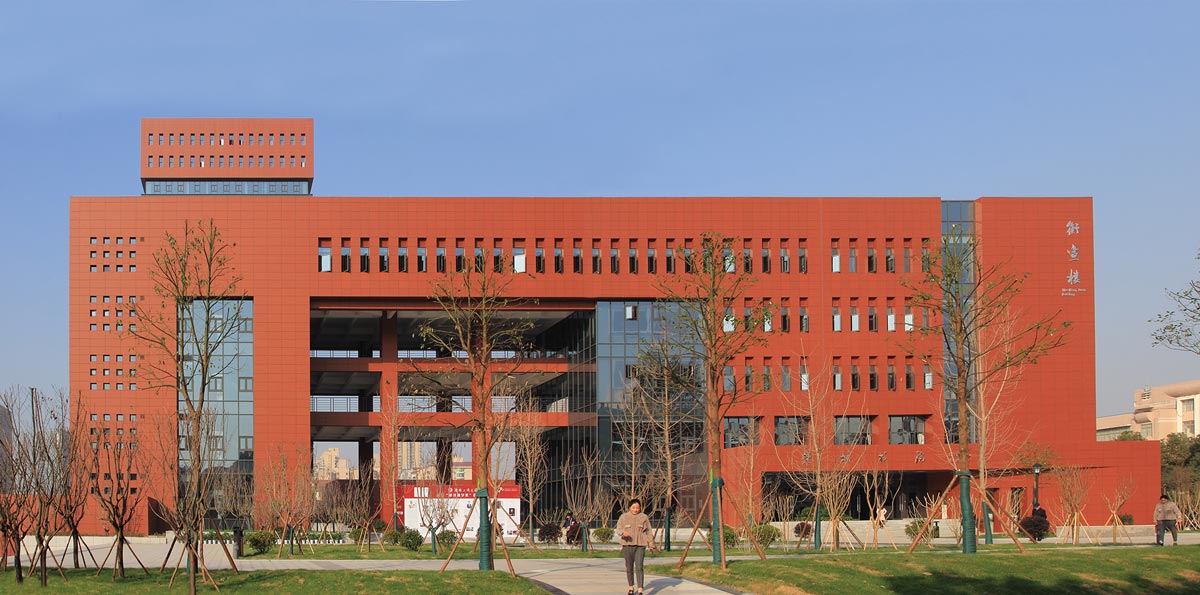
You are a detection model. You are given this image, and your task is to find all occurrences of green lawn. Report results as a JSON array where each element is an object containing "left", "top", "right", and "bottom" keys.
[
  {"left": 669, "top": 546, "right": 1200, "bottom": 595},
  {"left": 0, "top": 569, "right": 544, "bottom": 595}
]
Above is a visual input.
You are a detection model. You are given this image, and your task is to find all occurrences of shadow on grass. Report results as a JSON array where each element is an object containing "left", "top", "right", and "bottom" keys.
[{"left": 883, "top": 571, "right": 1198, "bottom": 595}]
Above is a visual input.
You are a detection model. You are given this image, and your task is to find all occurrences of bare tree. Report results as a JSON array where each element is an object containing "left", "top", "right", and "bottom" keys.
[
  {"left": 900, "top": 227, "right": 1069, "bottom": 553},
  {"left": 84, "top": 404, "right": 149, "bottom": 580},
  {"left": 611, "top": 396, "right": 661, "bottom": 515},
  {"left": 0, "top": 387, "right": 34, "bottom": 583},
  {"left": 510, "top": 421, "right": 547, "bottom": 545},
  {"left": 1052, "top": 465, "right": 1095, "bottom": 545},
  {"left": 57, "top": 394, "right": 98, "bottom": 570},
  {"left": 129, "top": 218, "right": 245, "bottom": 594},
  {"left": 23, "top": 387, "right": 73, "bottom": 587},
  {"left": 142, "top": 409, "right": 227, "bottom": 587},
  {"left": 1152, "top": 249, "right": 1200, "bottom": 356},
  {"left": 415, "top": 253, "right": 533, "bottom": 569},
  {"left": 562, "top": 448, "right": 610, "bottom": 544},
  {"left": 654, "top": 232, "right": 768, "bottom": 566},
  {"left": 344, "top": 462, "right": 382, "bottom": 552},
  {"left": 257, "top": 445, "right": 316, "bottom": 557},
  {"left": 1101, "top": 476, "right": 1135, "bottom": 544},
  {"left": 627, "top": 343, "right": 706, "bottom": 547},
  {"left": 862, "top": 469, "right": 900, "bottom": 549},
  {"left": 773, "top": 354, "right": 867, "bottom": 551},
  {"left": 415, "top": 483, "right": 458, "bottom": 551}
]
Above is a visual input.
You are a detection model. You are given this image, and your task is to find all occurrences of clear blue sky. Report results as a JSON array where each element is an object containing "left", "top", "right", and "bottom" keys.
[{"left": 1, "top": 0, "right": 1197, "bottom": 418}]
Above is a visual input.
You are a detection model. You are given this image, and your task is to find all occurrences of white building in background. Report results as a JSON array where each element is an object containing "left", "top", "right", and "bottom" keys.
[{"left": 1097, "top": 379, "right": 1200, "bottom": 441}]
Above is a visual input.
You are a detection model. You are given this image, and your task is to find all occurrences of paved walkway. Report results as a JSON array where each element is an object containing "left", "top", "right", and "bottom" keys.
[{"left": 13, "top": 537, "right": 734, "bottom": 595}]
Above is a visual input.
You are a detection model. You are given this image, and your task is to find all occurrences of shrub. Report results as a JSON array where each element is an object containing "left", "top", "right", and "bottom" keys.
[
  {"left": 721, "top": 525, "right": 740, "bottom": 548},
  {"left": 698, "top": 519, "right": 712, "bottom": 530},
  {"left": 436, "top": 529, "right": 459, "bottom": 550},
  {"left": 751, "top": 524, "right": 782, "bottom": 548},
  {"left": 798, "top": 506, "right": 831, "bottom": 521},
  {"left": 382, "top": 529, "right": 404, "bottom": 546},
  {"left": 349, "top": 527, "right": 366, "bottom": 543},
  {"left": 904, "top": 520, "right": 938, "bottom": 543},
  {"left": 1118, "top": 513, "right": 1134, "bottom": 526},
  {"left": 245, "top": 530, "right": 277, "bottom": 555},
  {"left": 371, "top": 519, "right": 388, "bottom": 533},
  {"left": 401, "top": 529, "right": 425, "bottom": 551},
  {"left": 537, "top": 523, "right": 562, "bottom": 544},
  {"left": 591, "top": 526, "right": 614, "bottom": 543},
  {"left": 1019, "top": 515, "right": 1051, "bottom": 542},
  {"left": 793, "top": 521, "right": 813, "bottom": 540}
]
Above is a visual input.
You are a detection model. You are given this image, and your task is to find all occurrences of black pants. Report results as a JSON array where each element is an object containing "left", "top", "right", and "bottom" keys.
[
  {"left": 623, "top": 545, "right": 646, "bottom": 589},
  {"left": 1157, "top": 520, "right": 1178, "bottom": 544}
]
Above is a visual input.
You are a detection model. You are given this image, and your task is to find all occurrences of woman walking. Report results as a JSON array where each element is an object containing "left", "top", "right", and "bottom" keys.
[{"left": 617, "top": 499, "right": 653, "bottom": 595}]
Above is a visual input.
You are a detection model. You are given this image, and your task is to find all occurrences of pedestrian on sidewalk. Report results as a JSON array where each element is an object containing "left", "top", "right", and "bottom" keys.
[
  {"left": 1154, "top": 494, "right": 1181, "bottom": 546},
  {"left": 617, "top": 499, "right": 653, "bottom": 595}
]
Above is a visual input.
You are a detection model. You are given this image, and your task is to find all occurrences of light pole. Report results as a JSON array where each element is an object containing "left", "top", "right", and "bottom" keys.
[{"left": 1032, "top": 463, "right": 1043, "bottom": 509}]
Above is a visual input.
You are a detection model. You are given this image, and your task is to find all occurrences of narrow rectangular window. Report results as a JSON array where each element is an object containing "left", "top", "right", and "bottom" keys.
[
  {"left": 831, "top": 247, "right": 840, "bottom": 273},
  {"left": 417, "top": 246, "right": 427, "bottom": 272},
  {"left": 628, "top": 247, "right": 638, "bottom": 274},
  {"left": 554, "top": 243, "right": 564, "bottom": 273},
  {"left": 647, "top": 247, "right": 657, "bottom": 274},
  {"left": 317, "top": 239, "right": 332, "bottom": 272},
  {"left": 513, "top": 247, "right": 527, "bottom": 273},
  {"left": 886, "top": 247, "right": 896, "bottom": 272},
  {"left": 340, "top": 238, "right": 351, "bottom": 273},
  {"left": 867, "top": 247, "right": 877, "bottom": 273},
  {"left": 379, "top": 239, "right": 390, "bottom": 272},
  {"left": 360, "top": 240, "right": 370, "bottom": 273},
  {"left": 398, "top": 243, "right": 408, "bottom": 273}
]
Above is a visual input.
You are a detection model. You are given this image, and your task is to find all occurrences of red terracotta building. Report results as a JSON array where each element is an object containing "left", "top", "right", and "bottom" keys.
[{"left": 68, "top": 118, "right": 1159, "bottom": 535}]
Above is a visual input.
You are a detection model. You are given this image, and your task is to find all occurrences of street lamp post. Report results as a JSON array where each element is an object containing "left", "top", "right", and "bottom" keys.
[{"left": 1032, "top": 463, "right": 1043, "bottom": 509}]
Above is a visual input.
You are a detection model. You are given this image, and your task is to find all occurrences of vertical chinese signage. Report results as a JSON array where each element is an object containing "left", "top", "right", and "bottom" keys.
[{"left": 1061, "top": 219, "right": 1087, "bottom": 297}]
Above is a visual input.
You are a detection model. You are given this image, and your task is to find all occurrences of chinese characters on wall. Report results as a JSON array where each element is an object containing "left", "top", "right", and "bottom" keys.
[{"left": 1062, "top": 219, "right": 1087, "bottom": 297}]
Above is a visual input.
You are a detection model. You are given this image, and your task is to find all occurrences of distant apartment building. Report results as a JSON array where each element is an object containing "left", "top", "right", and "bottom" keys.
[{"left": 1097, "top": 379, "right": 1200, "bottom": 441}]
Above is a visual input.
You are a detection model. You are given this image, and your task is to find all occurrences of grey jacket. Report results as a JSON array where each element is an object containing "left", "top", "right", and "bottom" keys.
[{"left": 1154, "top": 501, "right": 1181, "bottom": 521}]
